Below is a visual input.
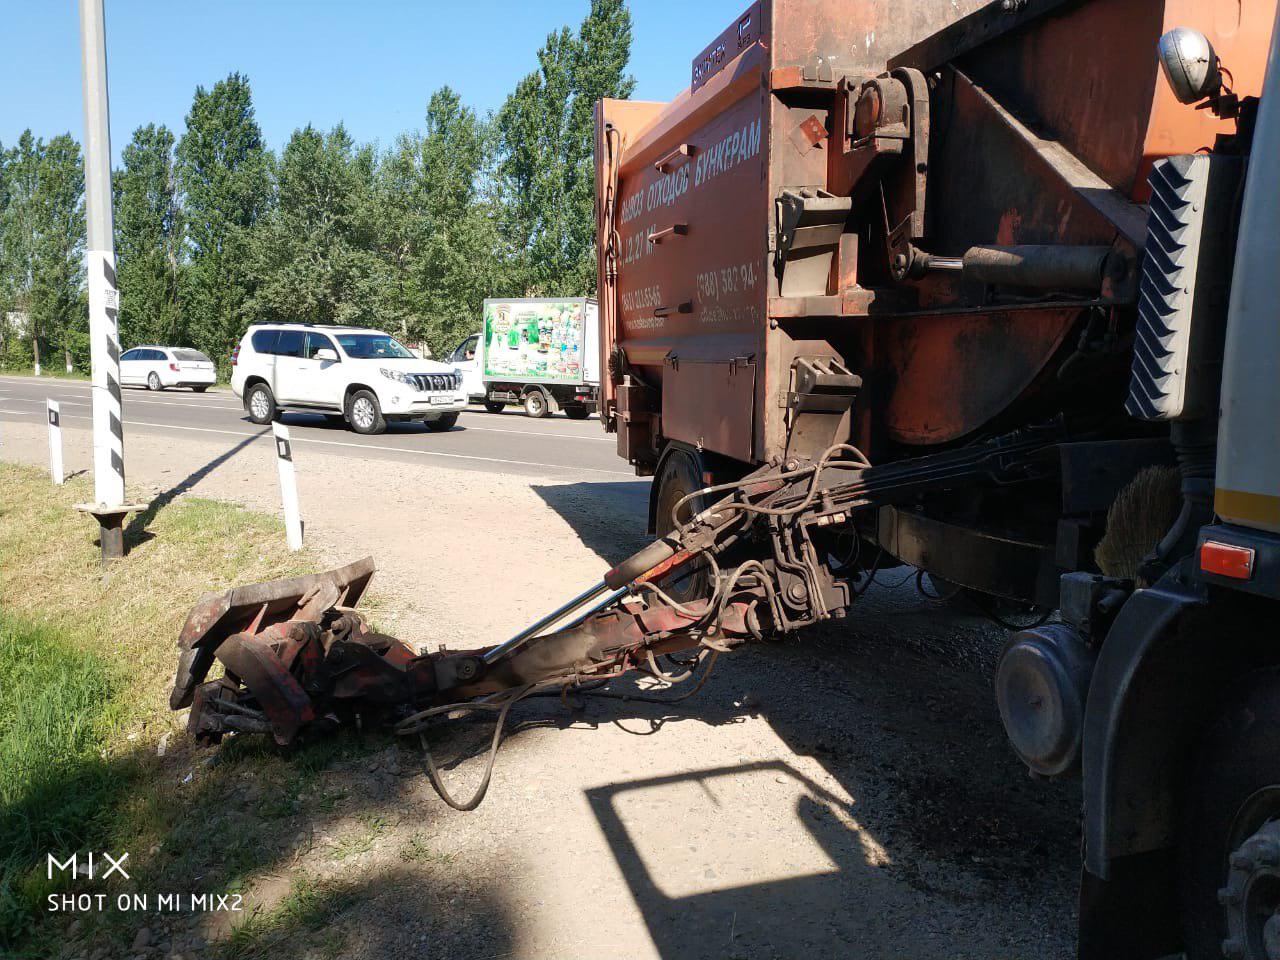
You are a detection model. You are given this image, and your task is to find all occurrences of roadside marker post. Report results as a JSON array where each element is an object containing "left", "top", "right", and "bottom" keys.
[
  {"left": 273, "top": 422, "right": 304, "bottom": 551},
  {"left": 73, "top": 0, "right": 146, "bottom": 563},
  {"left": 47, "top": 400, "right": 63, "bottom": 485}
]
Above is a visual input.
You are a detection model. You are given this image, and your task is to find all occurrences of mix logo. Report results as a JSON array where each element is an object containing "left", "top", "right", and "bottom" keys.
[{"left": 47, "top": 852, "right": 130, "bottom": 881}]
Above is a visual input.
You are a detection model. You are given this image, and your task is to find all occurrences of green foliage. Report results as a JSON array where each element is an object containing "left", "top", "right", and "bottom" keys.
[
  {"left": 114, "top": 124, "right": 182, "bottom": 349},
  {"left": 177, "top": 73, "right": 272, "bottom": 366},
  {"left": 0, "top": 132, "right": 86, "bottom": 370},
  {"left": 376, "top": 88, "right": 511, "bottom": 357},
  {"left": 0, "top": 2, "right": 635, "bottom": 369},
  {"left": 246, "top": 124, "right": 385, "bottom": 329},
  {"left": 496, "top": 0, "right": 634, "bottom": 296}
]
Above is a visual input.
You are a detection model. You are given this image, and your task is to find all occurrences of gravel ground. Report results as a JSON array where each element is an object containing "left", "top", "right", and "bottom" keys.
[{"left": 3, "top": 419, "right": 1080, "bottom": 959}]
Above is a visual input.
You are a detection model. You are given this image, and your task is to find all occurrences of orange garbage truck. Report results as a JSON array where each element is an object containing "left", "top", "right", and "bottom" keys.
[{"left": 170, "top": 0, "right": 1280, "bottom": 955}]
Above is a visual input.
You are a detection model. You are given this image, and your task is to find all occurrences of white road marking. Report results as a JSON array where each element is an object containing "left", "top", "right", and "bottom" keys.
[{"left": 2, "top": 408, "right": 632, "bottom": 475}]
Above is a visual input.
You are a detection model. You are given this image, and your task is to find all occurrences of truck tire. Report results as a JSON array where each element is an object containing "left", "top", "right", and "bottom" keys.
[
  {"left": 347, "top": 389, "right": 386, "bottom": 435},
  {"left": 425, "top": 413, "right": 458, "bottom": 433},
  {"left": 1180, "top": 667, "right": 1280, "bottom": 959},
  {"left": 654, "top": 450, "right": 711, "bottom": 603},
  {"left": 483, "top": 400, "right": 506, "bottom": 414},
  {"left": 523, "top": 389, "right": 550, "bottom": 419},
  {"left": 245, "top": 382, "right": 277, "bottom": 424},
  {"left": 564, "top": 404, "right": 591, "bottom": 420}
]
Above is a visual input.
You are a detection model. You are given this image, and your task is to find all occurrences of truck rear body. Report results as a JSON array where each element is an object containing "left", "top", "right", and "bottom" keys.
[{"left": 596, "top": 0, "right": 1273, "bottom": 474}]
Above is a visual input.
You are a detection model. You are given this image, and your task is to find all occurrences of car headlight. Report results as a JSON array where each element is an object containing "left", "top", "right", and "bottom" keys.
[{"left": 380, "top": 368, "right": 414, "bottom": 386}]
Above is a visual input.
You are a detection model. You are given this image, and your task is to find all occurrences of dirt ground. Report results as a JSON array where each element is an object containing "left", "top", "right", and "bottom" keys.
[{"left": 3, "top": 417, "right": 1080, "bottom": 959}]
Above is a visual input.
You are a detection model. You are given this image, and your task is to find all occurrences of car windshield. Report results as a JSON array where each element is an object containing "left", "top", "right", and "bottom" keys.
[{"left": 335, "top": 334, "right": 414, "bottom": 360}]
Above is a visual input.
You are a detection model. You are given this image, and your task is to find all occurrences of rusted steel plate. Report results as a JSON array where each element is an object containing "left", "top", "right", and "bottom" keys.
[{"left": 169, "top": 557, "right": 375, "bottom": 709}]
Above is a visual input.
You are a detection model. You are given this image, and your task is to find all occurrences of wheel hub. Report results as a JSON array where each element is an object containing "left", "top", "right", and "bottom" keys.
[
  {"left": 1221, "top": 820, "right": 1280, "bottom": 959},
  {"left": 353, "top": 398, "right": 373, "bottom": 428},
  {"left": 251, "top": 393, "right": 268, "bottom": 418}
]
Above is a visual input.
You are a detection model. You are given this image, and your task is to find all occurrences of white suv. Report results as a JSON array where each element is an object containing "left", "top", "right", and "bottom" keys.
[{"left": 230, "top": 325, "right": 466, "bottom": 435}]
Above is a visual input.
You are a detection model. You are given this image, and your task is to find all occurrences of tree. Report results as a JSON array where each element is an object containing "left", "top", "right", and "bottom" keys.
[
  {"left": 0, "top": 133, "right": 41, "bottom": 366},
  {"left": 247, "top": 124, "right": 385, "bottom": 328},
  {"left": 0, "top": 133, "right": 86, "bottom": 369},
  {"left": 496, "top": 0, "right": 634, "bottom": 296},
  {"left": 114, "top": 124, "right": 182, "bottom": 349},
  {"left": 176, "top": 73, "right": 271, "bottom": 365},
  {"left": 28, "top": 134, "right": 87, "bottom": 369},
  {"left": 377, "top": 87, "right": 510, "bottom": 356}
]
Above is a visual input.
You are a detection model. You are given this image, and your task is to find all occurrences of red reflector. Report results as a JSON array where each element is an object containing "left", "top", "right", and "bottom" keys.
[{"left": 1201, "top": 541, "right": 1255, "bottom": 580}]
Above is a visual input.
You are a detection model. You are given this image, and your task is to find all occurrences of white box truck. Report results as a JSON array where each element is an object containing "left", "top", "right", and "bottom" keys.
[{"left": 449, "top": 298, "right": 600, "bottom": 419}]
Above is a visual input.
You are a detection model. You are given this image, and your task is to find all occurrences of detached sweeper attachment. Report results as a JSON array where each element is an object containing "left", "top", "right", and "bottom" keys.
[{"left": 169, "top": 428, "right": 1062, "bottom": 808}]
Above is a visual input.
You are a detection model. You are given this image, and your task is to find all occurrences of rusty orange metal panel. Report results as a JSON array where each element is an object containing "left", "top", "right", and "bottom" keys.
[
  {"left": 661, "top": 357, "right": 758, "bottom": 461},
  {"left": 878, "top": 308, "right": 1079, "bottom": 445}
]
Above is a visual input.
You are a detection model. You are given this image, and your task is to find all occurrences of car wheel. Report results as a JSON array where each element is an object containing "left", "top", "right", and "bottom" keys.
[
  {"left": 483, "top": 400, "right": 506, "bottom": 414},
  {"left": 347, "top": 389, "right": 386, "bottom": 435},
  {"left": 245, "top": 383, "right": 277, "bottom": 424},
  {"left": 564, "top": 404, "right": 591, "bottom": 420},
  {"left": 147, "top": 372, "right": 163, "bottom": 391},
  {"left": 193, "top": 385, "right": 209, "bottom": 393},
  {"left": 654, "top": 450, "right": 712, "bottom": 604},
  {"left": 425, "top": 413, "right": 458, "bottom": 433},
  {"left": 523, "top": 389, "right": 549, "bottom": 419},
  {"left": 1181, "top": 668, "right": 1280, "bottom": 959}
]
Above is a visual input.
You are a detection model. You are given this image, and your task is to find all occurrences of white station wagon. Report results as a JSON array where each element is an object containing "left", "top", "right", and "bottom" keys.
[
  {"left": 230, "top": 324, "right": 467, "bottom": 435},
  {"left": 119, "top": 345, "right": 216, "bottom": 392}
]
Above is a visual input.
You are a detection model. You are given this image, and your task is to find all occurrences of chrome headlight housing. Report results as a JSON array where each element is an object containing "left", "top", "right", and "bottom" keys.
[{"left": 380, "top": 368, "right": 415, "bottom": 386}]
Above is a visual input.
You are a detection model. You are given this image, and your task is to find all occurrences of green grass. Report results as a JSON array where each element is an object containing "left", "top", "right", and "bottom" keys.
[
  {"left": 0, "top": 616, "right": 127, "bottom": 944},
  {"left": 219, "top": 874, "right": 356, "bottom": 960},
  {"left": 0, "top": 461, "right": 330, "bottom": 955}
]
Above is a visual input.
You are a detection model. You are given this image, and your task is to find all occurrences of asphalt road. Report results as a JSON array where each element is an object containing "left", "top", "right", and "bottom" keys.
[{"left": 0, "top": 374, "right": 632, "bottom": 480}]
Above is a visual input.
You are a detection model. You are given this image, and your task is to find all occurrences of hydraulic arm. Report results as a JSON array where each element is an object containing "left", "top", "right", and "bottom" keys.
[{"left": 169, "top": 425, "right": 1063, "bottom": 807}]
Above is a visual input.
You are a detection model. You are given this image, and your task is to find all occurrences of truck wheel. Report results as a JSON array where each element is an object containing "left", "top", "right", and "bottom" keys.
[
  {"left": 425, "top": 413, "right": 458, "bottom": 433},
  {"left": 483, "top": 400, "right": 506, "bottom": 414},
  {"left": 1181, "top": 668, "right": 1280, "bottom": 959},
  {"left": 245, "top": 383, "right": 277, "bottom": 424},
  {"left": 523, "top": 389, "right": 549, "bottom": 419},
  {"left": 564, "top": 404, "right": 591, "bottom": 420},
  {"left": 654, "top": 451, "right": 711, "bottom": 603},
  {"left": 347, "top": 389, "right": 386, "bottom": 435}
]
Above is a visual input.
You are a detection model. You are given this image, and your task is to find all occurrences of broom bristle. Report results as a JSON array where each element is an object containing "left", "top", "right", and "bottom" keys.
[{"left": 1094, "top": 465, "right": 1184, "bottom": 580}]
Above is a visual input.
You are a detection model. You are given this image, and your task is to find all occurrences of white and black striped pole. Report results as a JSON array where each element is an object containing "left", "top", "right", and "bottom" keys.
[
  {"left": 47, "top": 400, "right": 64, "bottom": 485},
  {"left": 272, "top": 422, "right": 304, "bottom": 551},
  {"left": 75, "top": 0, "right": 144, "bottom": 562}
]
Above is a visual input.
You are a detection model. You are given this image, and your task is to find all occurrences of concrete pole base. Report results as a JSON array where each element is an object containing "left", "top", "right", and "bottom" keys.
[{"left": 74, "top": 502, "right": 149, "bottom": 565}]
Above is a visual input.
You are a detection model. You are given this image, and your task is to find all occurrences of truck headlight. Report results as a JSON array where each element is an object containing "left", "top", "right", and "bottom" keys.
[{"left": 380, "top": 368, "right": 414, "bottom": 386}]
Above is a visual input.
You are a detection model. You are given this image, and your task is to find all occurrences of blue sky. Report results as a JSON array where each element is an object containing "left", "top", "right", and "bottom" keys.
[{"left": 2, "top": 1, "right": 745, "bottom": 162}]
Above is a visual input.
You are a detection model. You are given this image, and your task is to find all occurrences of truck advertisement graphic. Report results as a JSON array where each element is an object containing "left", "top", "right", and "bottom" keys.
[{"left": 482, "top": 299, "right": 594, "bottom": 385}]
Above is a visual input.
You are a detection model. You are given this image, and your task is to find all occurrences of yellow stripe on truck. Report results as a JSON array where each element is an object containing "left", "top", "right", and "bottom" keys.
[{"left": 1215, "top": 487, "right": 1280, "bottom": 533}]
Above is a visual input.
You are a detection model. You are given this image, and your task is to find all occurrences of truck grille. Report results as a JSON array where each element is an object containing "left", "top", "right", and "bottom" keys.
[{"left": 412, "top": 373, "right": 460, "bottom": 392}]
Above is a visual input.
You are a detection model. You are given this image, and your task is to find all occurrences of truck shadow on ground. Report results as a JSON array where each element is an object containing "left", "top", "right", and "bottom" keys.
[
  {"left": 527, "top": 477, "right": 1082, "bottom": 956},
  {"left": 573, "top": 637, "right": 1081, "bottom": 958},
  {"left": 531, "top": 480, "right": 652, "bottom": 565}
]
